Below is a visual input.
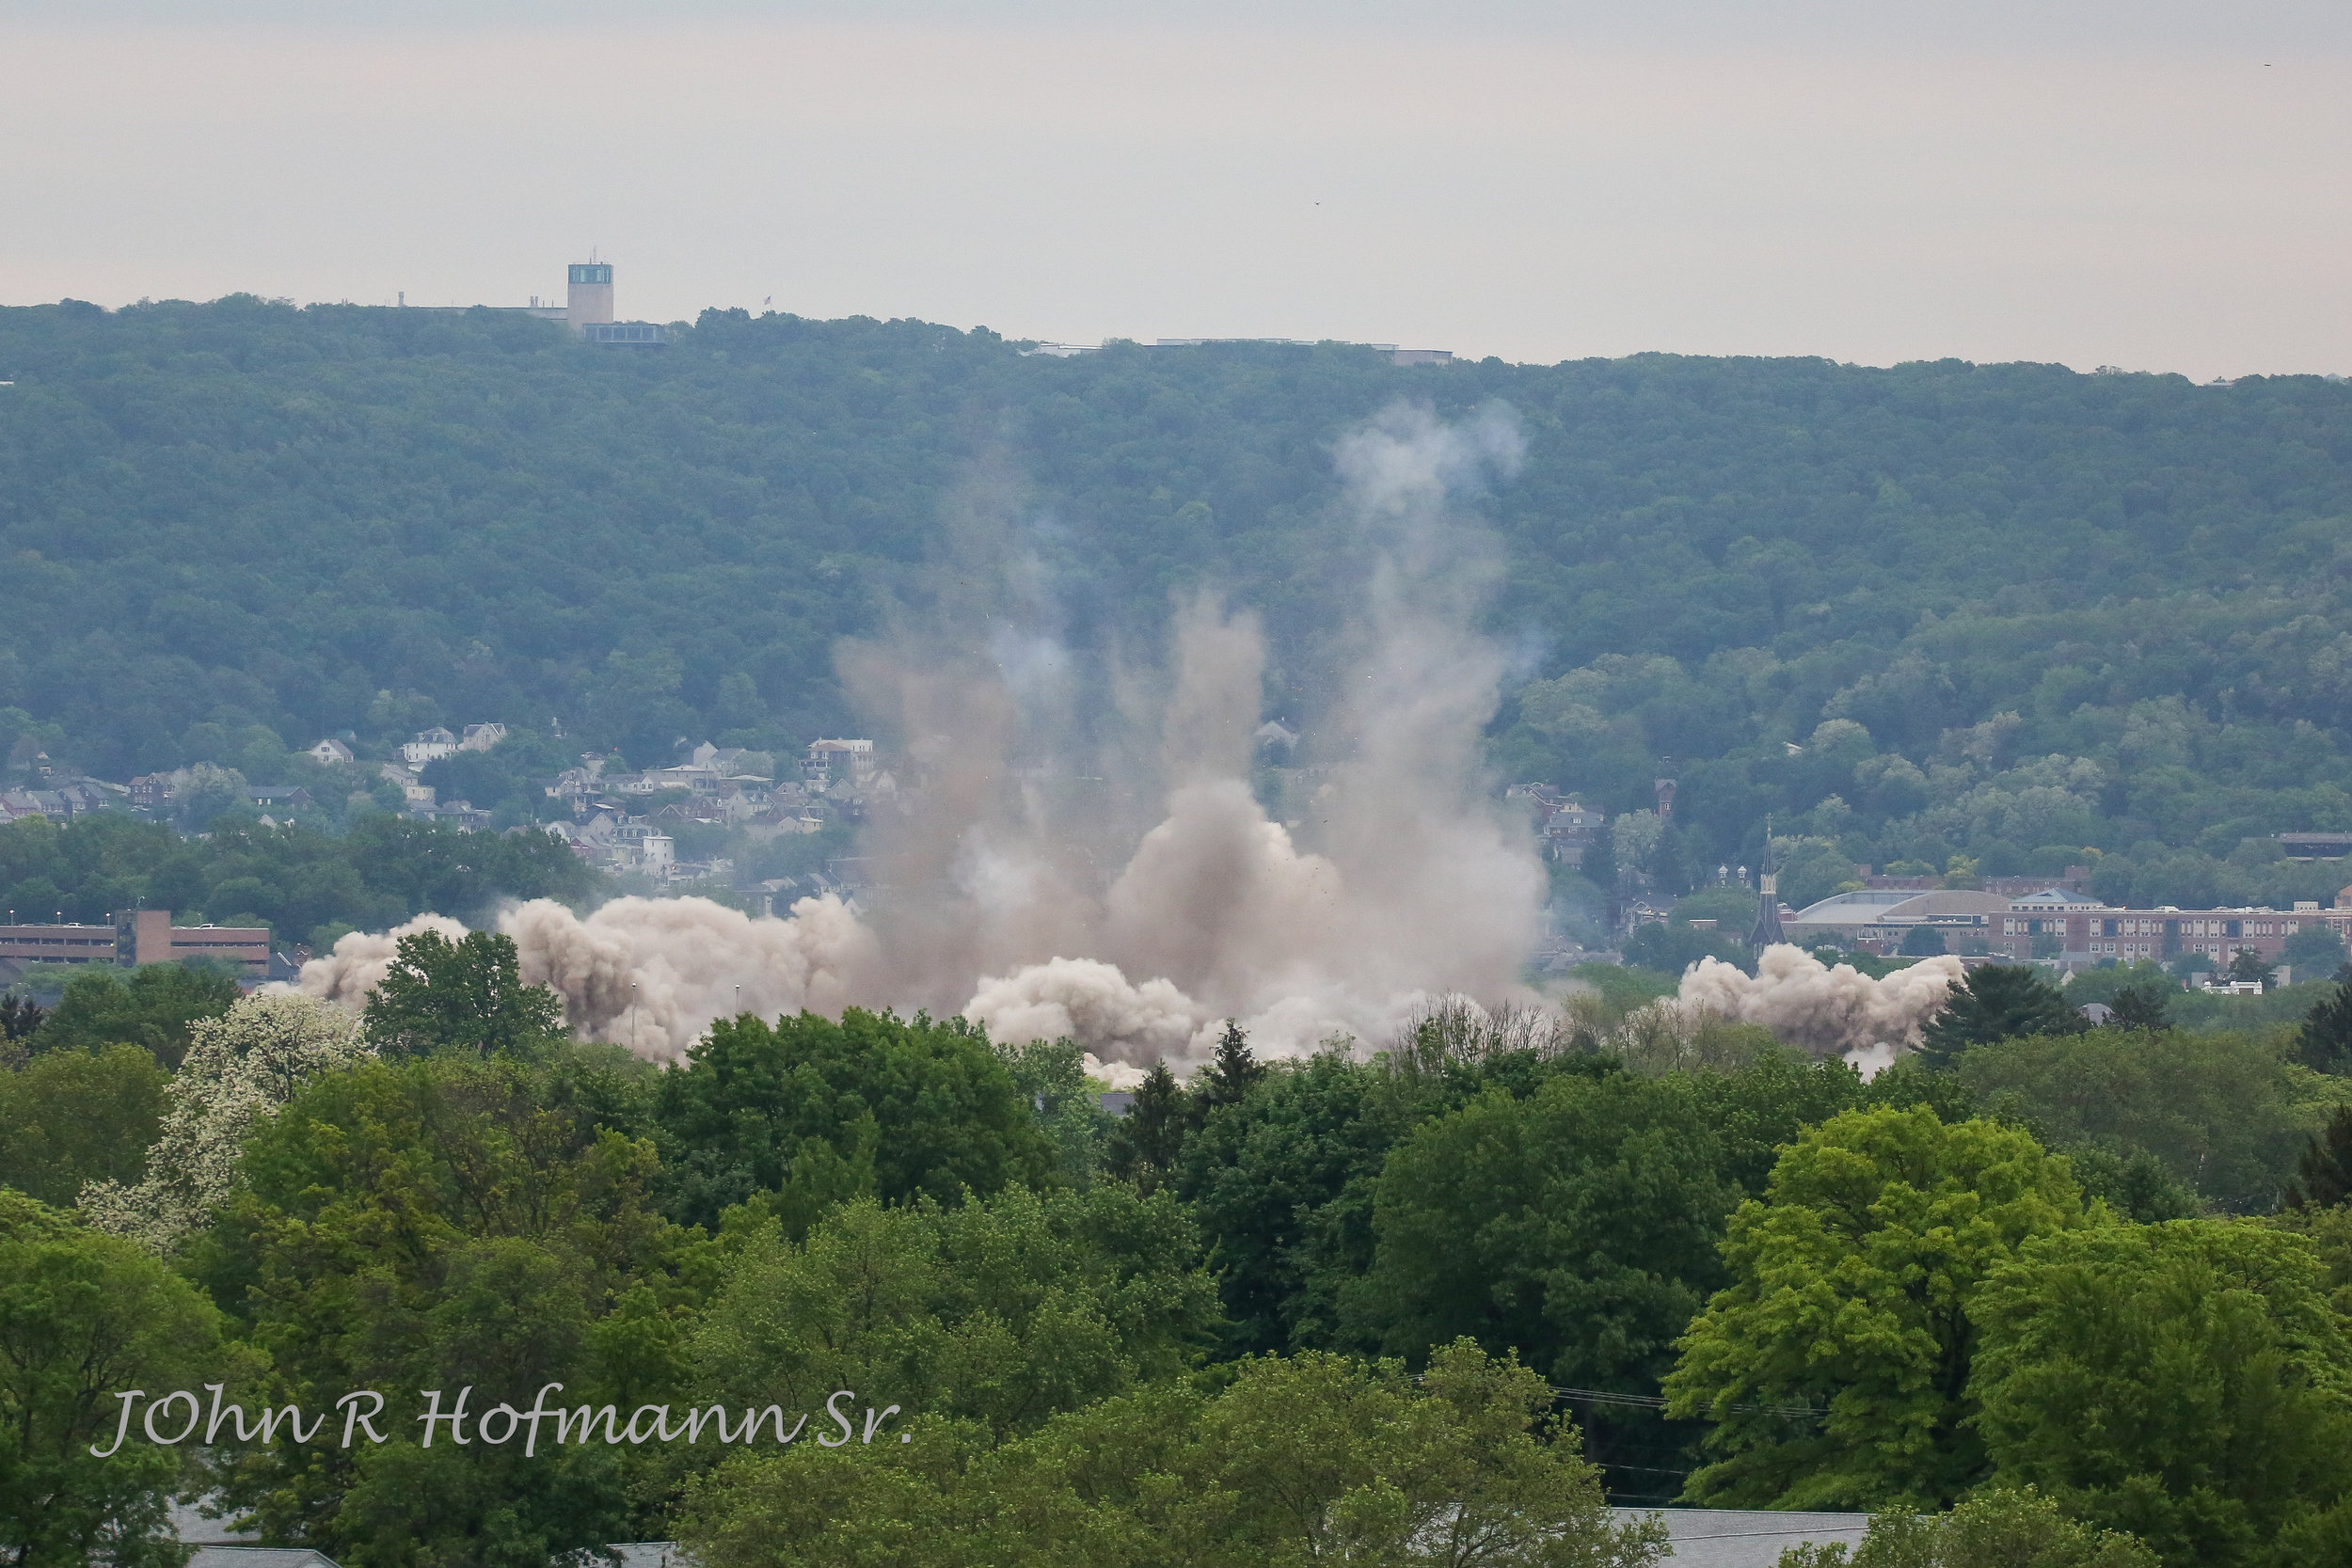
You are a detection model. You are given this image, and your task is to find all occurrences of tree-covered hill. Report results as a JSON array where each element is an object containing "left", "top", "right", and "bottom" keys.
[{"left": 5, "top": 294, "right": 2351, "bottom": 896}]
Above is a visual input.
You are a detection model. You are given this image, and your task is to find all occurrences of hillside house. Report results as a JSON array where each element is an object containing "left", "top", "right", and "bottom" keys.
[
  {"left": 402, "top": 728, "right": 458, "bottom": 765},
  {"left": 806, "top": 738, "right": 877, "bottom": 789}
]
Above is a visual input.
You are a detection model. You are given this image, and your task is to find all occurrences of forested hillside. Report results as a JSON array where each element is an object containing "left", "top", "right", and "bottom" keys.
[{"left": 5, "top": 296, "right": 2351, "bottom": 900}]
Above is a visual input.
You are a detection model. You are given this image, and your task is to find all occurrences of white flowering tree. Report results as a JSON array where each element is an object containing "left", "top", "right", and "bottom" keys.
[{"left": 81, "top": 990, "right": 372, "bottom": 1251}]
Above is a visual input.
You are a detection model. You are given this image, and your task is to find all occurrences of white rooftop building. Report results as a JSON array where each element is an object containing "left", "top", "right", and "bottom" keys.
[{"left": 1784, "top": 889, "right": 2010, "bottom": 953}]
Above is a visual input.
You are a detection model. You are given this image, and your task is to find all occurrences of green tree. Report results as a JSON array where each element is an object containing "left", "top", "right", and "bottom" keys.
[
  {"left": 2059, "top": 962, "right": 2176, "bottom": 1011},
  {"left": 1955, "top": 1027, "right": 2309, "bottom": 1213},
  {"left": 0, "top": 1191, "right": 253, "bottom": 1567},
  {"left": 194, "top": 1054, "right": 691, "bottom": 1566},
  {"left": 2061, "top": 1148, "right": 2199, "bottom": 1226},
  {"left": 1343, "top": 1060, "right": 1870, "bottom": 1488},
  {"left": 1348, "top": 1070, "right": 1741, "bottom": 1392},
  {"left": 1187, "top": 1341, "right": 1661, "bottom": 1567},
  {"left": 1778, "top": 840, "right": 1862, "bottom": 914},
  {"left": 993, "top": 1035, "right": 1112, "bottom": 1186},
  {"left": 2281, "top": 1105, "right": 2352, "bottom": 1212},
  {"left": 1916, "top": 967, "right": 2083, "bottom": 1069},
  {"left": 0, "top": 994, "right": 43, "bottom": 1043},
  {"left": 651, "top": 1008, "right": 1053, "bottom": 1230},
  {"left": 0, "top": 1044, "right": 167, "bottom": 1208},
  {"left": 360, "top": 927, "right": 566, "bottom": 1059},
  {"left": 1196, "top": 1020, "right": 1268, "bottom": 1114},
  {"left": 29, "top": 960, "right": 242, "bottom": 1069},
  {"left": 2296, "top": 977, "right": 2352, "bottom": 1074},
  {"left": 2226, "top": 947, "right": 2276, "bottom": 986},
  {"left": 2280, "top": 924, "right": 2347, "bottom": 980},
  {"left": 690, "top": 1184, "right": 1219, "bottom": 1441},
  {"left": 1900, "top": 924, "right": 1952, "bottom": 958},
  {"left": 1778, "top": 1487, "right": 2156, "bottom": 1568},
  {"left": 1971, "top": 1221, "right": 2352, "bottom": 1567},
  {"left": 678, "top": 1340, "right": 1668, "bottom": 1568},
  {"left": 1663, "top": 1106, "right": 2086, "bottom": 1510},
  {"left": 1171, "top": 1050, "right": 1429, "bottom": 1355},
  {"left": 1625, "top": 921, "right": 1755, "bottom": 976},
  {"left": 1104, "top": 1060, "right": 1189, "bottom": 1193},
  {"left": 2106, "top": 986, "right": 2169, "bottom": 1033},
  {"left": 176, "top": 763, "right": 250, "bottom": 832}
]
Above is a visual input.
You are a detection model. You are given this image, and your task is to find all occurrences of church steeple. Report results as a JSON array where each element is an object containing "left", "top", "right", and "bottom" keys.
[{"left": 1748, "top": 814, "right": 1788, "bottom": 949}]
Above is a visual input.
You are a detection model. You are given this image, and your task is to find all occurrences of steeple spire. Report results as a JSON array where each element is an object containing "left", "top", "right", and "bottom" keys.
[{"left": 1749, "top": 814, "right": 1788, "bottom": 949}]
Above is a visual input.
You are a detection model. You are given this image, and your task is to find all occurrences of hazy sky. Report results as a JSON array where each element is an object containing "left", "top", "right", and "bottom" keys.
[{"left": 6, "top": 1, "right": 2347, "bottom": 376}]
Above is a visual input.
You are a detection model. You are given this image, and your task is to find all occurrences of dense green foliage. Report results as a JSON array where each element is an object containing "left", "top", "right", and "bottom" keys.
[
  {"left": 12, "top": 942, "right": 2352, "bottom": 1561},
  {"left": 195, "top": 1053, "right": 695, "bottom": 1564},
  {"left": 1168, "top": 1043, "right": 1565, "bottom": 1356},
  {"left": 690, "top": 1185, "right": 1219, "bottom": 1441},
  {"left": 1916, "top": 965, "right": 2084, "bottom": 1069},
  {"left": 1779, "top": 1487, "right": 2157, "bottom": 1568},
  {"left": 1349, "top": 1066, "right": 1817, "bottom": 1390},
  {"left": 1664, "top": 1106, "right": 2087, "bottom": 1511},
  {"left": 1956, "top": 1027, "right": 2327, "bottom": 1214},
  {"left": 2299, "top": 979, "right": 2352, "bottom": 1073},
  {"left": 1973, "top": 1222, "right": 2352, "bottom": 1566},
  {"left": 0, "top": 811, "right": 597, "bottom": 953},
  {"left": 6, "top": 301, "right": 2352, "bottom": 901},
  {"left": 2284, "top": 1106, "right": 2352, "bottom": 1211},
  {"left": 680, "top": 1340, "right": 1666, "bottom": 1568},
  {"left": 28, "top": 959, "right": 241, "bottom": 1068},
  {"left": 650, "top": 1008, "right": 1057, "bottom": 1232},
  {"left": 361, "top": 927, "right": 567, "bottom": 1060},
  {"left": 0, "top": 1044, "right": 167, "bottom": 1206},
  {"left": 0, "top": 1191, "right": 254, "bottom": 1567}
]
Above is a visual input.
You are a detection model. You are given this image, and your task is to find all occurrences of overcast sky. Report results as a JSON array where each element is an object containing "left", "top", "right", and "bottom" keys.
[{"left": 5, "top": 0, "right": 2346, "bottom": 377}]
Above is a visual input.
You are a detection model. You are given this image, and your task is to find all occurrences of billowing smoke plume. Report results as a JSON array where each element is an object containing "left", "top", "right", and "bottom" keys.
[
  {"left": 295, "top": 914, "right": 469, "bottom": 1008},
  {"left": 501, "top": 895, "right": 880, "bottom": 1060},
  {"left": 963, "top": 958, "right": 1204, "bottom": 1064},
  {"left": 928, "top": 402, "right": 1544, "bottom": 1069},
  {"left": 292, "top": 896, "right": 877, "bottom": 1063},
  {"left": 296, "top": 404, "right": 1559, "bottom": 1070},
  {"left": 1677, "top": 945, "right": 1964, "bottom": 1075}
]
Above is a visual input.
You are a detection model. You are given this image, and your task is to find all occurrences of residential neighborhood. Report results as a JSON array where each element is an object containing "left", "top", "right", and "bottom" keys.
[
  {"left": 3, "top": 722, "right": 911, "bottom": 918},
  {"left": 9, "top": 711, "right": 2352, "bottom": 995}
]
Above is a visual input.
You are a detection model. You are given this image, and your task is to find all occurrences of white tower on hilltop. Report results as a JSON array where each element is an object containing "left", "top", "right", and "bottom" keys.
[{"left": 566, "top": 261, "right": 614, "bottom": 336}]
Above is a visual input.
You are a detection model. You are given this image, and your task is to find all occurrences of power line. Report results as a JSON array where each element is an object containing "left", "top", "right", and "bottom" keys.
[{"left": 1549, "top": 1386, "right": 1824, "bottom": 1421}]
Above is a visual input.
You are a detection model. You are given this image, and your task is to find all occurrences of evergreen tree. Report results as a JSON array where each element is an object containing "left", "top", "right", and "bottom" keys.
[
  {"left": 2298, "top": 979, "right": 2352, "bottom": 1074},
  {"left": 2282, "top": 1105, "right": 2352, "bottom": 1211},
  {"left": 1106, "top": 1060, "right": 1189, "bottom": 1191},
  {"left": 2108, "top": 984, "right": 2170, "bottom": 1033},
  {"left": 2228, "top": 946, "right": 2278, "bottom": 985},
  {"left": 1196, "top": 1020, "right": 1267, "bottom": 1114},
  {"left": 0, "top": 993, "right": 42, "bottom": 1041},
  {"left": 1916, "top": 965, "right": 2085, "bottom": 1069}
]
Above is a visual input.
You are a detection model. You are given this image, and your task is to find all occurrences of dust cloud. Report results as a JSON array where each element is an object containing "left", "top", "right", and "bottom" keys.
[
  {"left": 294, "top": 913, "right": 469, "bottom": 1009},
  {"left": 288, "top": 404, "right": 1577, "bottom": 1070},
  {"left": 1677, "top": 945, "right": 1965, "bottom": 1075}
]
